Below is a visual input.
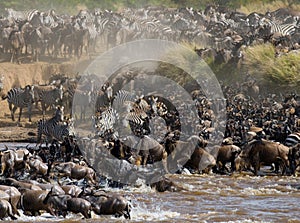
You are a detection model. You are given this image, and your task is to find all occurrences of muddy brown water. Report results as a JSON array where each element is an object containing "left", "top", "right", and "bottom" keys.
[{"left": 1, "top": 143, "right": 300, "bottom": 223}]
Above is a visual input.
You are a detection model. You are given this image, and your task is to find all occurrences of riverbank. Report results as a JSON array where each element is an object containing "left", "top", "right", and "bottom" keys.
[{"left": 0, "top": 58, "right": 94, "bottom": 143}]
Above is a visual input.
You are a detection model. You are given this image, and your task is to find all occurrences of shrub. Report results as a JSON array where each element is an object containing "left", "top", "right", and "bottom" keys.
[{"left": 243, "top": 43, "right": 300, "bottom": 91}]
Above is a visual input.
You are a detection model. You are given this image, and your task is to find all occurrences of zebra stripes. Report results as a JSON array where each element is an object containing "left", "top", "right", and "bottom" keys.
[
  {"left": 93, "top": 107, "right": 119, "bottom": 138},
  {"left": 50, "top": 118, "right": 75, "bottom": 142},
  {"left": 93, "top": 89, "right": 156, "bottom": 138},
  {"left": 5, "top": 8, "right": 39, "bottom": 22},
  {"left": 217, "top": 18, "right": 239, "bottom": 29},
  {"left": 2, "top": 85, "right": 34, "bottom": 122},
  {"left": 263, "top": 19, "right": 297, "bottom": 37},
  {"left": 37, "top": 106, "right": 65, "bottom": 143},
  {"left": 112, "top": 90, "right": 135, "bottom": 110},
  {"left": 125, "top": 105, "right": 148, "bottom": 126},
  {"left": 34, "top": 85, "right": 63, "bottom": 116},
  {"left": 285, "top": 132, "right": 300, "bottom": 147}
]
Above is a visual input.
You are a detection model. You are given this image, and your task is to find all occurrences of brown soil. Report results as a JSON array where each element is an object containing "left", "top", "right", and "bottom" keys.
[{"left": 0, "top": 57, "right": 94, "bottom": 142}]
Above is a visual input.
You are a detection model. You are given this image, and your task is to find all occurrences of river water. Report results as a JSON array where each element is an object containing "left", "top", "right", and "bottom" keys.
[{"left": 1, "top": 143, "right": 300, "bottom": 222}]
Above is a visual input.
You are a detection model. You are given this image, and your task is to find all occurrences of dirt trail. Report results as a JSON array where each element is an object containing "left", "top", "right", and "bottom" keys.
[{"left": 0, "top": 58, "right": 93, "bottom": 142}]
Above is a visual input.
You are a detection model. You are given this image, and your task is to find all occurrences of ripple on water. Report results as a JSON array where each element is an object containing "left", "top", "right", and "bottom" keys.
[{"left": 130, "top": 203, "right": 180, "bottom": 222}]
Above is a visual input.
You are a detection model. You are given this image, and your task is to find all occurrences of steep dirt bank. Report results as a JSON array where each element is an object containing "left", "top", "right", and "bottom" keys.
[
  {"left": 0, "top": 58, "right": 93, "bottom": 142},
  {"left": 0, "top": 59, "right": 93, "bottom": 92}
]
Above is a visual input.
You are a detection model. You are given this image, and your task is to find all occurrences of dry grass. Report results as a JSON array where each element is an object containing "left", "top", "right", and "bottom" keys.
[
  {"left": 157, "top": 41, "right": 212, "bottom": 88},
  {"left": 238, "top": 0, "right": 300, "bottom": 14},
  {"left": 243, "top": 43, "right": 300, "bottom": 89}
]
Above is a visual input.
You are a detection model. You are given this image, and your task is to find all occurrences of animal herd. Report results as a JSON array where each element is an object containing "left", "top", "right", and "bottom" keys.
[
  {"left": 0, "top": 67, "right": 300, "bottom": 220},
  {"left": 0, "top": 5, "right": 300, "bottom": 64},
  {"left": 0, "top": 137, "right": 132, "bottom": 220},
  {"left": 0, "top": 4, "right": 300, "bottom": 221}
]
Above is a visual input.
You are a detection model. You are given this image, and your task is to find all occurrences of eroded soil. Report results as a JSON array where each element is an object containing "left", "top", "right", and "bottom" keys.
[{"left": 0, "top": 58, "right": 93, "bottom": 142}]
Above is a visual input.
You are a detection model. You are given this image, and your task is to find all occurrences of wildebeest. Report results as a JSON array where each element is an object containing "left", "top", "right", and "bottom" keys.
[
  {"left": 9, "top": 30, "right": 25, "bottom": 63},
  {"left": 135, "top": 136, "right": 167, "bottom": 166},
  {"left": 21, "top": 180, "right": 65, "bottom": 195},
  {"left": 184, "top": 147, "right": 216, "bottom": 174},
  {"left": 21, "top": 189, "right": 55, "bottom": 216},
  {"left": 54, "top": 161, "right": 97, "bottom": 184},
  {"left": 0, "top": 148, "right": 31, "bottom": 177},
  {"left": 83, "top": 192, "right": 131, "bottom": 219},
  {"left": 61, "top": 185, "right": 83, "bottom": 197},
  {"left": 0, "top": 185, "right": 21, "bottom": 216},
  {"left": 0, "top": 178, "right": 42, "bottom": 191},
  {"left": 214, "top": 144, "right": 242, "bottom": 173},
  {"left": 0, "top": 199, "right": 17, "bottom": 220},
  {"left": 150, "top": 177, "right": 183, "bottom": 192},
  {"left": 43, "top": 189, "right": 92, "bottom": 218},
  {"left": 237, "top": 139, "right": 290, "bottom": 175},
  {"left": 26, "top": 156, "right": 50, "bottom": 180},
  {"left": 165, "top": 135, "right": 211, "bottom": 173}
]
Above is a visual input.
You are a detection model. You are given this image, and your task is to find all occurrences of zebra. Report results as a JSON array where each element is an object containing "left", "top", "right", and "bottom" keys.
[
  {"left": 112, "top": 89, "right": 136, "bottom": 110},
  {"left": 33, "top": 85, "right": 63, "bottom": 116},
  {"left": 86, "top": 24, "right": 99, "bottom": 53},
  {"left": 41, "top": 9, "right": 58, "bottom": 28},
  {"left": 5, "top": 8, "right": 40, "bottom": 22},
  {"left": 2, "top": 85, "right": 34, "bottom": 122},
  {"left": 217, "top": 18, "right": 239, "bottom": 30},
  {"left": 112, "top": 90, "right": 150, "bottom": 121},
  {"left": 94, "top": 13, "right": 121, "bottom": 49},
  {"left": 126, "top": 107, "right": 150, "bottom": 137},
  {"left": 37, "top": 106, "right": 65, "bottom": 143},
  {"left": 111, "top": 90, "right": 153, "bottom": 137},
  {"left": 93, "top": 107, "right": 119, "bottom": 139},
  {"left": 50, "top": 118, "right": 75, "bottom": 142},
  {"left": 261, "top": 18, "right": 297, "bottom": 37},
  {"left": 284, "top": 132, "right": 300, "bottom": 147}
]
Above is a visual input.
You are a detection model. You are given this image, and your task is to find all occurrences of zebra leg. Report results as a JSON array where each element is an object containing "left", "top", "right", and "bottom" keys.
[
  {"left": 42, "top": 103, "right": 46, "bottom": 117},
  {"left": 28, "top": 104, "right": 32, "bottom": 122},
  {"left": 8, "top": 103, "right": 13, "bottom": 120},
  {"left": 11, "top": 105, "right": 18, "bottom": 121},
  {"left": 10, "top": 51, "right": 14, "bottom": 63},
  {"left": 36, "top": 49, "right": 39, "bottom": 62},
  {"left": 18, "top": 107, "right": 23, "bottom": 122}
]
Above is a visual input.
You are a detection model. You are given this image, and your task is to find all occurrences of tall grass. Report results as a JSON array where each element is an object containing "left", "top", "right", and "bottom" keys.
[
  {"left": 238, "top": 0, "right": 300, "bottom": 14},
  {"left": 243, "top": 44, "right": 300, "bottom": 91}
]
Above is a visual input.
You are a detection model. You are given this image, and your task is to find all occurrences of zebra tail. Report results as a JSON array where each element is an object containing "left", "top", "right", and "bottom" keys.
[{"left": 1, "top": 94, "right": 7, "bottom": 100}]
